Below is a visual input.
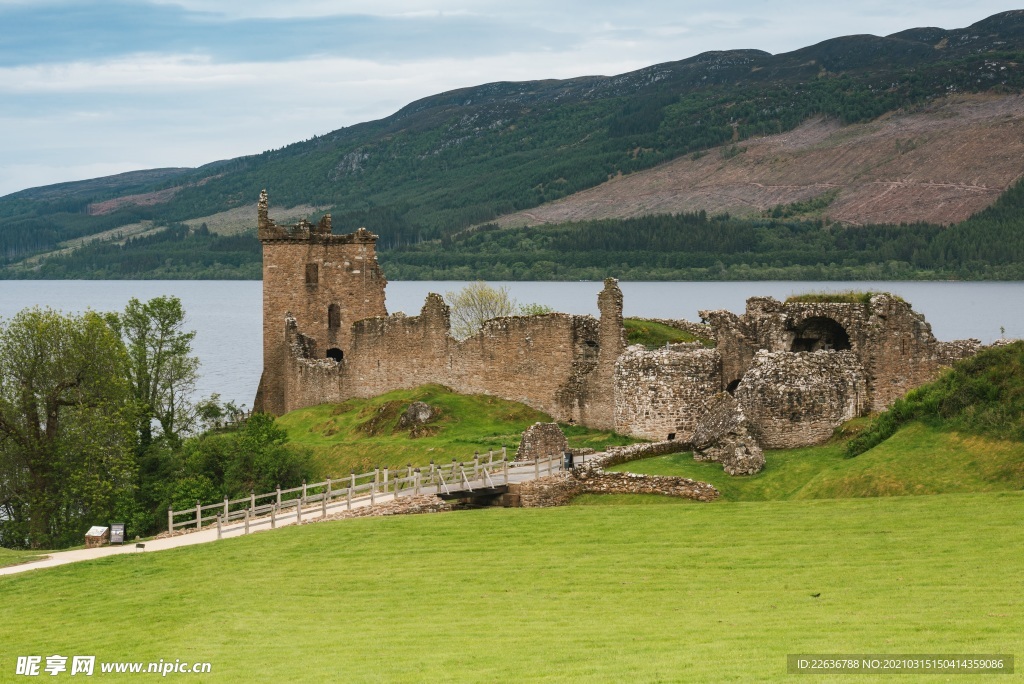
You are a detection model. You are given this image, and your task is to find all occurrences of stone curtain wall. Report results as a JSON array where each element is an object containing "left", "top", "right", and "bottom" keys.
[
  {"left": 613, "top": 347, "right": 722, "bottom": 441},
  {"left": 263, "top": 229, "right": 627, "bottom": 423}
]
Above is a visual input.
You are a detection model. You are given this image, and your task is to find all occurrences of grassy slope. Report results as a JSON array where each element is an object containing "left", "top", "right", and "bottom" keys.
[
  {"left": 0, "top": 493, "right": 1020, "bottom": 681},
  {"left": 275, "top": 385, "right": 637, "bottom": 476},
  {"left": 607, "top": 421, "right": 1024, "bottom": 501},
  {"left": 0, "top": 549, "right": 41, "bottom": 569},
  {"left": 623, "top": 318, "right": 713, "bottom": 348}
]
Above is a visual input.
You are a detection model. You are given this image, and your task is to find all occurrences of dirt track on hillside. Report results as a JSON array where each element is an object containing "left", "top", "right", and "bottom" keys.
[{"left": 495, "top": 94, "right": 1024, "bottom": 227}]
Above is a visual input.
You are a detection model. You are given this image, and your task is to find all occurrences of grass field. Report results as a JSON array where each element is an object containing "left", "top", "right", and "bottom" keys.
[
  {"left": 0, "top": 548, "right": 41, "bottom": 569},
  {"left": 276, "top": 384, "right": 637, "bottom": 475},
  {"left": 0, "top": 493, "right": 1020, "bottom": 681},
  {"left": 607, "top": 421, "right": 1024, "bottom": 501}
]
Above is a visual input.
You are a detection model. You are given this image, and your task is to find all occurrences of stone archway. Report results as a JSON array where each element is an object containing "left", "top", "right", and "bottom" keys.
[
  {"left": 326, "top": 347, "right": 344, "bottom": 362},
  {"left": 790, "top": 317, "right": 851, "bottom": 352}
]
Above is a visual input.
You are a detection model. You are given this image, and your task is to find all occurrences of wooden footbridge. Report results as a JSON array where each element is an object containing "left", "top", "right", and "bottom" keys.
[{"left": 168, "top": 450, "right": 595, "bottom": 539}]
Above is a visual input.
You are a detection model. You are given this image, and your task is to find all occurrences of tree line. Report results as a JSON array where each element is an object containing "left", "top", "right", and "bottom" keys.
[{"left": 0, "top": 297, "right": 311, "bottom": 550}]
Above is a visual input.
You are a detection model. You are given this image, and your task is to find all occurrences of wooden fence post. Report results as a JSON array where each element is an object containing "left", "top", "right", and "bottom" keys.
[
  {"left": 414, "top": 468, "right": 421, "bottom": 495},
  {"left": 271, "top": 505, "right": 276, "bottom": 529},
  {"left": 348, "top": 472, "right": 354, "bottom": 510},
  {"left": 216, "top": 515, "right": 222, "bottom": 540},
  {"left": 474, "top": 452, "right": 480, "bottom": 483},
  {"left": 502, "top": 446, "right": 507, "bottom": 461},
  {"left": 296, "top": 495, "right": 302, "bottom": 523},
  {"left": 195, "top": 501, "right": 202, "bottom": 530},
  {"left": 383, "top": 467, "right": 389, "bottom": 496},
  {"left": 167, "top": 507, "right": 173, "bottom": 533},
  {"left": 429, "top": 461, "right": 435, "bottom": 487},
  {"left": 503, "top": 457, "right": 509, "bottom": 485},
  {"left": 223, "top": 496, "right": 229, "bottom": 522},
  {"left": 244, "top": 508, "right": 250, "bottom": 535},
  {"left": 276, "top": 485, "right": 282, "bottom": 510},
  {"left": 250, "top": 490, "right": 256, "bottom": 514}
]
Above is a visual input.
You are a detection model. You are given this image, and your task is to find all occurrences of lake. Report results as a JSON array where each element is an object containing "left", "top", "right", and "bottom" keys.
[{"left": 1, "top": 280, "right": 1021, "bottom": 409}]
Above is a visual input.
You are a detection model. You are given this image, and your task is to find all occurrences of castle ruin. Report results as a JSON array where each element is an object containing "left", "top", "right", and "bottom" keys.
[{"left": 253, "top": 192, "right": 980, "bottom": 464}]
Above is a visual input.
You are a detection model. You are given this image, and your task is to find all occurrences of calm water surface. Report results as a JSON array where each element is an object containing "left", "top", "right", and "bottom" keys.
[{"left": 1, "top": 280, "right": 1021, "bottom": 408}]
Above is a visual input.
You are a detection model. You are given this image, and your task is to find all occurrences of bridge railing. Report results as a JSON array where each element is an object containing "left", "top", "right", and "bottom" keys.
[{"left": 167, "top": 448, "right": 568, "bottom": 535}]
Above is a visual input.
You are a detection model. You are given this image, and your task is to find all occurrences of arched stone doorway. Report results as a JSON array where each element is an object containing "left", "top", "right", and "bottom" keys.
[{"left": 790, "top": 317, "right": 851, "bottom": 352}]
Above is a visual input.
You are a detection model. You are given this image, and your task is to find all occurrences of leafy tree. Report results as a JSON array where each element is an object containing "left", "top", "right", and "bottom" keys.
[
  {"left": 114, "top": 296, "right": 200, "bottom": 449},
  {"left": 519, "top": 302, "right": 555, "bottom": 316},
  {"left": 0, "top": 308, "right": 135, "bottom": 549},
  {"left": 444, "top": 282, "right": 519, "bottom": 340}
]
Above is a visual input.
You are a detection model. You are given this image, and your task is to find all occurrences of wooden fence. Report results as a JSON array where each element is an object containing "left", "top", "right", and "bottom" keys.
[{"left": 167, "top": 448, "right": 567, "bottom": 536}]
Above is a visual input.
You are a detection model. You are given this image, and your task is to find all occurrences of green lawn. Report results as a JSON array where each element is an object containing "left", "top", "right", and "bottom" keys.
[
  {"left": 0, "top": 548, "right": 41, "bottom": 569},
  {"left": 276, "top": 385, "right": 637, "bottom": 475},
  {"left": 0, "top": 493, "right": 1020, "bottom": 681},
  {"left": 607, "top": 421, "right": 1024, "bottom": 501}
]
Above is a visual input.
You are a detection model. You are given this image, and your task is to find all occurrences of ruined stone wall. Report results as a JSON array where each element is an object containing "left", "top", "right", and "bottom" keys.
[
  {"left": 735, "top": 350, "right": 867, "bottom": 449},
  {"left": 613, "top": 347, "right": 722, "bottom": 441},
  {"left": 267, "top": 274, "right": 624, "bottom": 424},
  {"left": 704, "top": 294, "right": 980, "bottom": 415},
  {"left": 516, "top": 423, "right": 569, "bottom": 461},
  {"left": 257, "top": 191, "right": 387, "bottom": 415},
  {"left": 340, "top": 297, "right": 607, "bottom": 423},
  {"left": 508, "top": 471, "right": 719, "bottom": 507}
]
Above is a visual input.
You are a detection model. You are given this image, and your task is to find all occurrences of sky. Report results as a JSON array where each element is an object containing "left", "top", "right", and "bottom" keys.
[{"left": 0, "top": 1, "right": 1017, "bottom": 197}]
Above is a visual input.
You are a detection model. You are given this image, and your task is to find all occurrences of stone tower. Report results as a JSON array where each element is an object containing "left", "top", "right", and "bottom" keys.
[{"left": 253, "top": 190, "right": 387, "bottom": 415}]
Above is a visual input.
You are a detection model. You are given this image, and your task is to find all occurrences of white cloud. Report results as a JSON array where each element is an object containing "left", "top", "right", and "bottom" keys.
[{"left": 0, "top": 0, "right": 1018, "bottom": 196}]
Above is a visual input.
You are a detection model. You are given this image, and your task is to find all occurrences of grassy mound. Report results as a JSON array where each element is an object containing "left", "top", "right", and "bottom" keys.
[
  {"left": 275, "top": 384, "right": 636, "bottom": 475},
  {"left": 848, "top": 341, "right": 1024, "bottom": 456},
  {"left": 608, "top": 421, "right": 1024, "bottom": 502},
  {"left": 623, "top": 318, "right": 713, "bottom": 349},
  {"left": 1, "top": 493, "right": 1021, "bottom": 680},
  {"left": 784, "top": 290, "right": 904, "bottom": 305}
]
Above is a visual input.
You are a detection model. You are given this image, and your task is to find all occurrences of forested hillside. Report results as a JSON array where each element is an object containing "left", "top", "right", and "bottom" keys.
[{"left": 2, "top": 10, "right": 1024, "bottom": 278}]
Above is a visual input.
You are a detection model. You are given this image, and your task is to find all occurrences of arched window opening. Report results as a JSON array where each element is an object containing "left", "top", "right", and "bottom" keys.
[
  {"left": 790, "top": 317, "right": 851, "bottom": 352},
  {"left": 326, "top": 348, "right": 344, "bottom": 362},
  {"left": 328, "top": 303, "right": 341, "bottom": 330}
]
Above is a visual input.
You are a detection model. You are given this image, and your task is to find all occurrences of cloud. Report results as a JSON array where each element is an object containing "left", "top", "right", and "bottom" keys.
[
  {"left": 0, "top": 1, "right": 572, "bottom": 67},
  {"left": 0, "top": 0, "right": 1017, "bottom": 196}
]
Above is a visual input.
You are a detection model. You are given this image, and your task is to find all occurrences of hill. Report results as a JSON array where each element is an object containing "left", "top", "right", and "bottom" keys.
[
  {"left": 275, "top": 385, "right": 636, "bottom": 476},
  {"left": 491, "top": 93, "right": 1024, "bottom": 228},
  {"left": 2, "top": 10, "right": 1024, "bottom": 278}
]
